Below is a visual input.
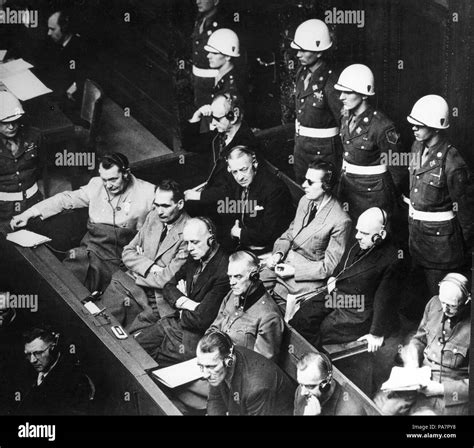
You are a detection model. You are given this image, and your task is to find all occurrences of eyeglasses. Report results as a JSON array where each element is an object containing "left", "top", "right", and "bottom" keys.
[
  {"left": 24, "top": 344, "right": 53, "bottom": 360},
  {"left": 304, "top": 178, "right": 323, "bottom": 186},
  {"left": 211, "top": 114, "right": 227, "bottom": 122}
]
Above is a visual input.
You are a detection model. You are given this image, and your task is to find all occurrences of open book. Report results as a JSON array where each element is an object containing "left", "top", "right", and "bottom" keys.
[
  {"left": 151, "top": 357, "right": 202, "bottom": 388},
  {"left": 381, "top": 366, "right": 431, "bottom": 392},
  {"left": 6, "top": 230, "right": 51, "bottom": 248}
]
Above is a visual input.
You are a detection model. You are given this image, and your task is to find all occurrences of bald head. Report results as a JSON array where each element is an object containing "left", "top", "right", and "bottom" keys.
[{"left": 355, "top": 208, "right": 387, "bottom": 250}]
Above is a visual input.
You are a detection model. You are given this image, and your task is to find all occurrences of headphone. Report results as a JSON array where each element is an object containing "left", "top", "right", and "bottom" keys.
[
  {"left": 371, "top": 207, "right": 387, "bottom": 246},
  {"left": 205, "top": 328, "right": 235, "bottom": 368},
  {"left": 195, "top": 216, "right": 217, "bottom": 248},
  {"left": 226, "top": 145, "right": 258, "bottom": 171},
  {"left": 438, "top": 273, "right": 471, "bottom": 304},
  {"left": 100, "top": 153, "right": 131, "bottom": 180},
  {"left": 220, "top": 92, "right": 242, "bottom": 122},
  {"left": 240, "top": 250, "right": 261, "bottom": 282},
  {"left": 318, "top": 352, "right": 333, "bottom": 393},
  {"left": 57, "top": 11, "right": 72, "bottom": 34}
]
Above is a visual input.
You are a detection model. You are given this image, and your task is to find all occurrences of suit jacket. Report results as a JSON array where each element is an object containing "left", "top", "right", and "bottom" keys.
[
  {"left": 16, "top": 354, "right": 92, "bottom": 416},
  {"left": 293, "top": 382, "right": 366, "bottom": 415},
  {"left": 273, "top": 195, "right": 352, "bottom": 297},
  {"left": 159, "top": 247, "right": 230, "bottom": 359},
  {"left": 207, "top": 346, "right": 296, "bottom": 415},
  {"left": 221, "top": 164, "right": 294, "bottom": 253},
  {"left": 321, "top": 239, "right": 402, "bottom": 339},
  {"left": 182, "top": 120, "right": 258, "bottom": 204},
  {"left": 122, "top": 211, "right": 190, "bottom": 289}
]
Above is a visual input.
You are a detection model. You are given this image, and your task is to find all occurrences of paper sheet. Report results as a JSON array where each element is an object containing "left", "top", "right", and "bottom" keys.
[
  {"left": 151, "top": 357, "right": 203, "bottom": 388},
  {"left": 0, "top": 58, "right": 33, "bottom": 78},
  {"left": 6, "top": 230, "right": 52, "bottom": 248},
  {"left": 381, "top": 366, "right": 431, "bottom": 392},
  {"left": 1, "top": 69, "right": 52, "bottom": 101}
]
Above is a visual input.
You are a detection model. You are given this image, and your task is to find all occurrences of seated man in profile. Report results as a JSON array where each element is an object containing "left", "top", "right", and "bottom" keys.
[
  {"left": 261, "top": 160, "right": 351, "bottom": 311},
  {"left": 134, "top": 217, "right": 230, "bottom": 367},
  {"left": 210, "top": 250, "right": 284, "bottom": 362},
  {"left": 376, "top": 273, "right": 470, "bottom": 416},
  {"left": 182, "top": 92, "right": 257, "bottom": 213},
  {"left": 10, "top": 153, "right": 155, "bottom": 293},
  {"left": 97, "top": 180, "right": 190, "bottom": 333},
  {"left": 294, "top": 352, "right": 366, "bottom": 415},
  {"left": 16, "top": 326, "right": 93, "bottom": 415},
  {"left": 290, "top": 207, "right": 401, "bottom": 352},
  {"left": 197, "top": 329, "right": 296, "bottom": 415},
  {"left": 219, "top": 146, "right": 294, "bottom": 255}
]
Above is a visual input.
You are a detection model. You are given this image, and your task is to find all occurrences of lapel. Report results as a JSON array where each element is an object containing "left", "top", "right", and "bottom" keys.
[
  {"left": 155, "top": 213, "right": 187, "bottom": 259},
  {"left": 412, "top": 139, "right": 448, "bottom": 176},
  {"left": 343, "top": 107, "right": 373, "bottom": 142},
  {"left": 336, "top": 245, "right": 385, "bottom": 283},
  {"left": 188, "top": 248, "right": 222, "bottom": 299},
  {"left": 293, "top": 196, "right": 335, "bottom": 247}
]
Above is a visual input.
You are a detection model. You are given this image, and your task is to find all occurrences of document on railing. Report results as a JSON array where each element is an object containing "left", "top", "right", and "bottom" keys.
[
  {"left": 0, "top": 58, "right": 33, "bottom": 77},
  {"left": 151, "top": 357, "right": 202, "bottom": 388},
  {"left": 381, "top": 366, "right": 431, "bottom": 392},
  {"left": 6, "top": 229, "right": 52, "bottom": 248},
  {"left": 1, "top": 69, "right": 52, "bottom": 101}
]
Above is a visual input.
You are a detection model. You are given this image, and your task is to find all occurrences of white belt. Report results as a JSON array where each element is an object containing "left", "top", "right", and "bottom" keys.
[
  {"left": 295, "top": 121, "right": 339, "bottom": 138},
  {"left": 192, "top": 65, "right": 218, "bottom": 78},
  {"left": 0, "top": 183, "right": 38, "bottom": 201},
  {"left": 402, "top": 195, "right": 455, "bottom": 222},
  {"left": 342, "top": 160, "right": 387, "bottom": 175}
]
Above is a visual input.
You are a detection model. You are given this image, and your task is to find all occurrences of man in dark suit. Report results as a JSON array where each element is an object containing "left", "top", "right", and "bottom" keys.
[
  {"left": 197, "top": 329, "right": 296, "bottom": 415},
  {"left": 219, "top": 145, "right": 294, "bottom": 254},
  {"left": 290, "top": 207, "right": 401, "bottom": 351},
  {"left": 16, "top": 326, "right": 93, "bottom": 415},
  {"left": 182, "top": 92, "right": 258, "bottom": 211},
  {"left": 134, "top": 217, "right": 230, "bottom": 367}
]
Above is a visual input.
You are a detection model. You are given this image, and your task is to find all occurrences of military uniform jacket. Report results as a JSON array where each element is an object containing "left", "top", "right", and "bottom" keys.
[
  {"left": 408, "top": 138, "right": 474, "bottom": 267},
  {"left": 0, "top": 125, "right": 41, "bottom": 193},
  {"left": 210, "top": 283, "right": 284, "bottom": 362},
  {"left": 409, "top": 296, "right": 469, "bottom": 411},
  {"left": 212, "top": 67, "right": 246, "bottom": 100},
  {"left": 294, "top": 61, "right": 341, "bottom": 130},
  {"left": 207, "top": 346, "right": 296, "bottom": 415}
]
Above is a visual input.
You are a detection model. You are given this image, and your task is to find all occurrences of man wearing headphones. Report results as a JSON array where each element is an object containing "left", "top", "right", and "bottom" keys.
[
  {"left": 262, "top": 160, "right": 351, "bottom": 311},
  {"left": 182, "top": 92, "right": 258, "bottom": 212},
  {"left": 10, "top": 153, "right": 155, "bottom": 292},
  {"left": 290, "top": 207, "right": 402, "bottom": 354},
  {"left": 16, "top": 326, "right": 93, "bottom": 415},
  {"left": 134, "top": 217, "right": 230, "bottom": 367},
  {"left": 38, "top": 10, "right": 89, "bottom": 119},
  {"left": 220, "top": 145, "right": 293, "bottom": 255},
  {"left": 294, "top": 352, "right": 365, "bottom": 415},
  {"left": 197, "top": 329, "right": 296, "bottom": 415},
  {"left": 209, "top": 251, "right": 284, "bottom": 361}
]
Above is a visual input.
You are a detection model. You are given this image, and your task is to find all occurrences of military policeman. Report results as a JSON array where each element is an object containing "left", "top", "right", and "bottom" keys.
[
  {"left": 0, "top": 91, "right": 42, "bottom": 228},
  {"left": 192, "top": 0, "right": 231, "bottom": 108},
  {"left": 204, "top": 28, "right": 245, "bottom": 100},
  {"left": 404, "top": 95, "right": 474, "bottom": 307},
  {"left": 335, "top": 64, "right": 404, "bottom": 222},
  {"left": 291, "top": 19, "right": 343, "bottom": 184}
]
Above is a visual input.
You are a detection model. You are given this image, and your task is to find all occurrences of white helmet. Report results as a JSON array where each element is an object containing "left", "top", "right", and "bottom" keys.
[
  {"left": 204, "top": 28, "right": 240, "bottom": 57},
  {"left": 290, "top": 19, "right": 332, "bottom": 52},
  {"left": 334, "top": 64, "right": 375, "bottom": 96},
  {"left": 0, "top": 91, "right": 24, "bottom": 122},
  {"left": 407, "top": 95, "right": 450, "bottom": 129}
]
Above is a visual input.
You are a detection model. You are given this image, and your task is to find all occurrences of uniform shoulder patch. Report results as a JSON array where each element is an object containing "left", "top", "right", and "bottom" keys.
[{"left": 386, "top": 129, "right": 400, "bottom": 145}]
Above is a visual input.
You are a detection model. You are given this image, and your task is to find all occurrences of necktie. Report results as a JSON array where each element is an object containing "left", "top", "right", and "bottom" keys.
[
  {"left": 348, "top": 114, "right": 358, "bottom": 134},
  {"left": 304, "top": 203, "right": 317, "bottom": 228},
  {"left": 159, "top": 225, "right": 168, "bottom": 245},
  {"left": 214, "top": 133, "right": 226, "bottom": 163},
  {"left": 421, "top": 145, "right": 430, "bottom": 166},
  {"left": 37, "top": 372, "right": 45, "bottom": 386},
  {"left": 303, "top": 70, "right": 312, "bottom": 90},
  {"left": 191, "top": 261, "right": 203, "bottom": 292},
  {"left": 241, "top": 187, "right": 249, "bottom": 223},
  {"left": 198, "top": 17, "right": 206, "bottom": 34}
]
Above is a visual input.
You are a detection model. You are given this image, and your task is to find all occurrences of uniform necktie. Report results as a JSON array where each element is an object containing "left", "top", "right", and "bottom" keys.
[
  {"left": 304, "top": 203, "right": 318, "bottom": 228},
  {"left": 348, "top": 114, "right": 358, "bottom": 134},
  {"left": 159, "top": 225, "right": 168, "bottom": 245},
  {"left": 421, "top": 145, "right": 430, "bottom": 166},
  {"left": 198, "top": 17, "right": 206, "bottom": 34},
  {"left": 303, "top": 70, "right": 312, "bottom": 91}
]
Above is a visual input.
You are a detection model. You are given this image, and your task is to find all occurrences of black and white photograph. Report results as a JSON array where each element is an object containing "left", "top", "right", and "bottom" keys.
[{"left": 0, "top": 0, "right": 473, "bottom": 443}]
